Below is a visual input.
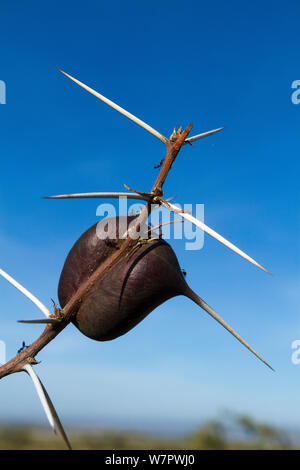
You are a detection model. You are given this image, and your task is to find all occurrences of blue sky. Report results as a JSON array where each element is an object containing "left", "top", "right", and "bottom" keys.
[{"left": 0, "top": 0, "right": 300, "bottom": 434}]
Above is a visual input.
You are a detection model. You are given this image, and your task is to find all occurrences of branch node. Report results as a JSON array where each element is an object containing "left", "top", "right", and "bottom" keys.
[
  {"left": 123, "top": 184, "right": 154, "bottom": 199},
  {"left": 26, "top": 357, "right": 40, "bottom": 365},
  {"left": 51, "top": 299, "right": 64, "bottom": 320},
  {"left": 169, "top": 127, "right": 183, "bottom": 142}
]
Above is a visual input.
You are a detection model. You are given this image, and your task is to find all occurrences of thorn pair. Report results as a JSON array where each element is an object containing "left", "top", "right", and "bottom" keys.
[
  {"left": 44, "top": 191, "right": 270, "bottom": 274},
  {"left": 0, "top": 268, "right": 64, "bottom": 324},
  {"left": 0, "top": 268, "right": 70, "bottom": 448},
  {"left": 58, "top": 68, "right": 224, "bottom": 146}
]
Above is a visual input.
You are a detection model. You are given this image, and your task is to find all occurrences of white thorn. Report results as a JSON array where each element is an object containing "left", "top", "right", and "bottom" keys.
[
  {"left": 18, "top": 319, "right": 60, "bottom": 324},
  {"left": 44, "top": 192, "right": 151, "bottom": 201},
  {"left": 187, "top": 290, "right": 273, "bottom": 370},
  {"left": 0, "top": 269, "right": 52, "bottom": 318},
  {"left": 185, "top": 127, "right": 224, "bottom": 144},
  {"left": 58, "top": 69, "right": 169, "bottom": 145},
  {"left": 23, "top": 364, "right": 72, "bottom": 450},
  {"left": 161, "top": 201, "right": 269, "bottom": 274}
]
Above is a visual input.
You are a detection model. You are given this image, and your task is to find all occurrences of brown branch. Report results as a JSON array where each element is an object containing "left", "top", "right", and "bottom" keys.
[
  {"left": 152, "top": 124, "right": 193, "bottom": 195},
  {"left": 0, "top": 124, "right": 192, "bottom": 380}
]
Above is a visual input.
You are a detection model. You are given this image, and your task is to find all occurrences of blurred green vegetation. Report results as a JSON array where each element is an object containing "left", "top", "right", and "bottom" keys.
[{"left": 0, "top": 415, "right": 298, "bottom": 450}]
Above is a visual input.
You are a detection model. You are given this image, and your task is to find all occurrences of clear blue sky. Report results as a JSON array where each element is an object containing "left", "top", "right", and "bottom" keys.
[{"left": 0, "top": 0, "right": 300, "bottom": 434}]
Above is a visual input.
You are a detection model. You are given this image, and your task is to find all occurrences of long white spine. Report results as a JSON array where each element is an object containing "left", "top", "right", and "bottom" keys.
[
  {"left": 23, "top": 364, "right": 71, "bottom": 449},
  {"left": 0, "top": 269, "right": 52, "bottom": 318},
  {"left": 161, "top": 201, "right": 269, "bottom": 273}
]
